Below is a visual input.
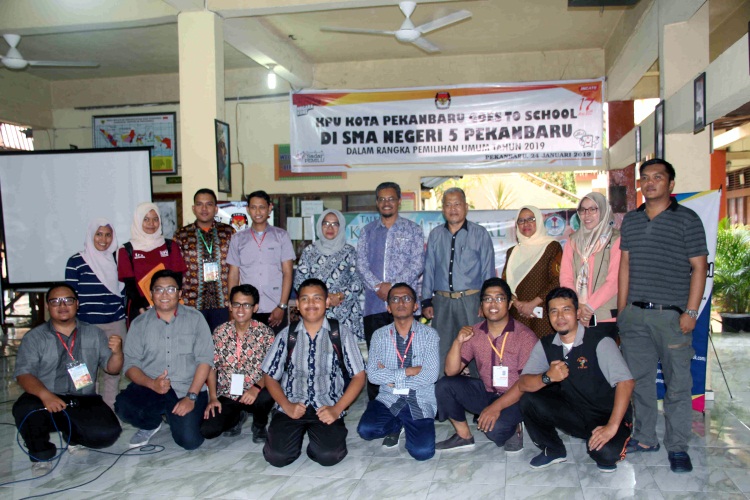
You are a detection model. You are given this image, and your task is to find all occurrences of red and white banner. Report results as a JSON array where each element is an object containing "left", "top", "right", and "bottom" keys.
[{"left": 290, "top": 79, "right": 604, "bottom": 173}]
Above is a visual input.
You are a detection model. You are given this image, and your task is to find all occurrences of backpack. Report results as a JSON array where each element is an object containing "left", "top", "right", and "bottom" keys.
[
  {"left": 123, "top": 238, "right": 173, "bottom": 265},
  {"left": 284, "top": 318, "right": 351, "bottom": 391}
]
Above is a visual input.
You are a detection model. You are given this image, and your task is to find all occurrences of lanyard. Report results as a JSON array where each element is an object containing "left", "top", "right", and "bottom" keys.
[
  {"left": 390, "top": 328, "right": 415, "bottom": 368},
  {"left": 197, "top": 228, "right": 214, "bottom": 256},
  {"left": 251, "top": 230, "right": 267, "bottom": 249},
  {"left": 487, "top": 330, "right": 510, "bottom": 365},
  {"left": 234, "top": 324, "right": 251, "bottom": 363},
  {"left": 55, "top": 328, "right": 78, "bottom": 362}
]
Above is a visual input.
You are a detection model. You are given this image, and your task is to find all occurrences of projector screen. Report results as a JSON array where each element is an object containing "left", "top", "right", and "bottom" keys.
[{"left": 0, "top": 148, "right": 153, "bottom": 287}]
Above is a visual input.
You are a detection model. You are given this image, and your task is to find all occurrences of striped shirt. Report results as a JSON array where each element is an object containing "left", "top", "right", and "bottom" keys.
[
  {"left": 620, "top": 199, "right": 708, "bottom": 308},
  {"left": 65, "top": 253, "right": 125, "bottom": 324}
]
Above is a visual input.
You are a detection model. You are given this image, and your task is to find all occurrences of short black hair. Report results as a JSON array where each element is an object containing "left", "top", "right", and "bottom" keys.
[
  {"left": 246, "top": 190, "right": 271, "bottom": 205},
  {"left": 229, "top": 284, "right": 259, "bottom": 304},
  {"left": 375, "top": 182, "right": 401, "bottom": 200},
  {"left": 639, "top": 158, "right": 675, "bottom": 181},
  {"left": 194, "top": 188, "right": 217, "bottom": 203},
  {"left": 150, "top": 269, "right": 183, "bottom": 291},
  {"left": 298, "top": 278, "right": 328, "bottom": 298},
  {"left": 46, "top": 283, "right": 78, "bottom": 302},
  {"left": 480, "top": 277, "right": 511, "bottom": 301},
  {"left": 388, "top": 282, "right": 416, "bottom": 302},
  {"left": 545, "top": 287, "right": 579, "bottom": 311}
]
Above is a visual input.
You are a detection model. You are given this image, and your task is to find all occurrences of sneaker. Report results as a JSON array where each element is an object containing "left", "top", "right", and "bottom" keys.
[
  {"left": 31, "top": 461, "right": 53, "bottom": 476},
  {"left": 223, "top": 411, "right": 248, "bottom": 438},
  {"left": 626, "top": 438, "right": 660, "bottom": 453},
  {"left": 128, "top": 423, "right": 162, "bottom": 449},
  {"left": 504, "top": 424, "right": 524, "bottom": 453},
  {"left": 251, "top": 422, "right": 268, "bottom": 443},
  {"left": 436, "top": 433, "right": 476, "bottom": 451},
  {"left": 597, "top": 464, "right": 617, "bottom": 473},
  {"left": 529, "top": 448, "right": 567, "bottom": 469},
  {"left": 668, "top": 451, "right": 693, "bottom": 473},
  {"left": 382, "top": 431, "right": 401, "bottom": 448}
]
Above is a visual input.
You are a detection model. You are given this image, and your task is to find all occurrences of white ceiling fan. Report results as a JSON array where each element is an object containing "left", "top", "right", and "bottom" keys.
[
  {"left": 321, "top": 1, "right": 472, "bottom": 53},
  {"left": 1, "top": 34, "right": 99, "bottom": 70}
]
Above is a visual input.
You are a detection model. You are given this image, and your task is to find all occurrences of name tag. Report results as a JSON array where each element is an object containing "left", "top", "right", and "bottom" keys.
[
  {"left": 493, "top": 365, "right": 509, "bottom": 388},
  {"left": 67, "top": 362, "right": 93, "bottom": 391},
  {"left": 393, "top": 387, "right": 409, "bottom": 396},
  {"left": 230, "top": 373, "right": 244, "bottom": 396},
  {"left": 203, "top": 261, "right": 220, "bottom": 282}
]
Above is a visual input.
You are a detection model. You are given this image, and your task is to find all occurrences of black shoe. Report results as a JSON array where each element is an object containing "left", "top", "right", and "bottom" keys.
[
  {"left": 436, "top": 433, "right": 475, "bottom": 451},
  {"left": 668, "top": 451, "right": 693, "bottom": 473},
  {"left": 223, "top": 411, "right": 248, "bottom": 437},
  {"left": 382, "top": 431, "right": 401, "bottom": 448},
  {"left": 251, "top": 423, "right": 268, "bottom": 443}
]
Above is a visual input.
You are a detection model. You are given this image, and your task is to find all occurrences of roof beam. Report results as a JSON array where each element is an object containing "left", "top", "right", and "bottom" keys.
[{"left": 208, "top": 0, "right": 457, "bottom": 17}]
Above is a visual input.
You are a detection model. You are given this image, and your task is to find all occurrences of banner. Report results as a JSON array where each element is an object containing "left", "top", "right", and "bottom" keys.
[{"left": 290, "top": 79, "right": 604, "bottom": 173}]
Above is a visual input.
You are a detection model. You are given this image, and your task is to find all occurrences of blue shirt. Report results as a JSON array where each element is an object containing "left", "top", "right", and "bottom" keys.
[{"left": 65, "top": 253, "right": 125, "bottom": 324}]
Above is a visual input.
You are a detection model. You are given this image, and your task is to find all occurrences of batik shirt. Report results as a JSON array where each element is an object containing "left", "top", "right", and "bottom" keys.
[{"left": 212, "top": 320, "right": 275, "bottom": 398}]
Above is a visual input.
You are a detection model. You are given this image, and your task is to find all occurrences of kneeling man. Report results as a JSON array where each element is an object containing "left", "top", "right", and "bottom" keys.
[
  {"left": 358, "top": 283, "right": 439, "bottom": 460},
  {"left": 116, "top": 270, "right": 214, "bottom": 450},
  {"left": 519, "top": 287, "right": 634, "bottom": 472},
  {"left": 262, "top": 278, "right": 365, "bottom": 467},
  {"left": 13, "top": 284, "right": 122, "bottom": 472},
  {"left": 435, "top": 277, "right": 538, "bottom": 452}
]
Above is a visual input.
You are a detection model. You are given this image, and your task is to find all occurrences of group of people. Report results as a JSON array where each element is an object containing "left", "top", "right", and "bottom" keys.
[{"left": 13, "top": 158, "right": 708, "bottom": 477}]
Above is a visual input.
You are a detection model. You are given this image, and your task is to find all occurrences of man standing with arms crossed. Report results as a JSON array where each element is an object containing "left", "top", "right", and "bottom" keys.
[{"left": 618, "top": 159, "right": 708, "bottom": 473}]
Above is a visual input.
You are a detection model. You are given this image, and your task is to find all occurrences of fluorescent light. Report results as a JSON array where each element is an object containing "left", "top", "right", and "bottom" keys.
[{"left": 267, "top": 65, "right": 277, "bottom": 90}]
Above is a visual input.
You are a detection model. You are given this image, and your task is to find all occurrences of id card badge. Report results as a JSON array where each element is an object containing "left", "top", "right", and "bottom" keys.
[
  {"left": 493, "top": 365, "right": 509, "bottom": 388},
  {"left": 230, "top": 373, "right": 244, "bottom": 396},
  {"left": 393, "top": 387, "right": 409, "bottom": 396},
  {"left": 67, "top": 362, "right": 93, "bottom": 390},
  {"left": 203, "top": 261, "right": 220, "bottom": 282}
]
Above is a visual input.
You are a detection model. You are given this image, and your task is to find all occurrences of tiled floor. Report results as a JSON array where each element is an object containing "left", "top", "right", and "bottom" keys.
[{"left": 0, "top": 329, "right": 748, "bottom": 499}]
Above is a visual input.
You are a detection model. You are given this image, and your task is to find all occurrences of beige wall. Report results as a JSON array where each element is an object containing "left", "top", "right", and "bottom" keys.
[{"left": 0, "top": 69, "right": 52, "bottom": 128}]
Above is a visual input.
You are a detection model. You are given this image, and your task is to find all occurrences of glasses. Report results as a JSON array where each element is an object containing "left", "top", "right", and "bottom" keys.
[
  {"left": 517, "top": 217, "right": 536, "bottom": 225},
  {"left": 48, "top": 297, "right": 77, "bottom": 307},
  {"left": 153, "top": 286, "right": 179, "bottom": 295},
  {"left": 231, "top": 302, "right": 255, "bottom": 309},
  {"left": 321, "top": 221, "right": 340, "bottom": 228},
  {"left": 388, "top": 295, "right": 414, "bottom": 304},
  {"left": 481, "top": 296, "right": 508, "bottom": 304},
  {"left": 577, "top": 207, "right": 599, "bottom": 215},
  {"left": 377, "top": 196, "right": 397, "bottom": 204}
]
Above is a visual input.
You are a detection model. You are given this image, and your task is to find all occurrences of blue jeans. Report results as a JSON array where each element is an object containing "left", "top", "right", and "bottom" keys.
[
  {"left": 115, "top": 382, "right": 207, "bottom": 450},
  {"left": 357, "top": 399, "right": 435, "bottom": 461}
]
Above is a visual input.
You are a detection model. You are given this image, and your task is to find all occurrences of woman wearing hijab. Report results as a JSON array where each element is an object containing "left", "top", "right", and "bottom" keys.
[
  {"left": 65, "top": 218, "right": 126, "bottom": 409},
  {"left": 560, "top": 192, "right": 621, "bottom": 339},
  {"left": 118, "top": 202, "right": 187, "bottom": 326},
  {"left": 502, "top": 205, "right": 562, "bottom": 338},
  {"left": 293, "top": 209, "right": 364, "bottom": 340}
]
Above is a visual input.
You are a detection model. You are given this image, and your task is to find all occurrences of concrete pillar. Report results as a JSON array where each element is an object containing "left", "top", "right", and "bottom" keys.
[{"left": 177, "top": 11, "right": 224, "bottom": 224}]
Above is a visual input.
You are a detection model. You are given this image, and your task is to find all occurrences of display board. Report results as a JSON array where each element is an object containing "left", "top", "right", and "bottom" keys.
[{"left": 0, "top": 148, "right": 153, "bottom": 287}]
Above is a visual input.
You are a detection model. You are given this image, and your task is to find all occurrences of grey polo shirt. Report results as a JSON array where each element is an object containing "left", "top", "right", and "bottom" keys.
[
  {"left": 522, "top": 325, "right": 632, "bottom": 387},
  {"left": 14, "top": 320, "right": 112, "bottom": 395},
  {"left": 123, "top": 304, "right": 214, "bottom": 398}
]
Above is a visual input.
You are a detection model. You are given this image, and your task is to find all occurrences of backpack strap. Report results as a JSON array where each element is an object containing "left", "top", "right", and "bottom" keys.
[
  {"left": 284, "top": 320, "right": 300, "bottom": 372},
  {"left": 123, "top": 242, "right": 134, "bottom": 267},
  {"left": 326, "top": 319, "right": 350, "bottom": 388},
  {"left": 165, "top": 238, "right": 172, "bottom": 256}
]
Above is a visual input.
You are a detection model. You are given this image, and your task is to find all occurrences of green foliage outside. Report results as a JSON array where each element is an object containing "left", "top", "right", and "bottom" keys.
[{"left": 713, "top": 218, "right": 750, "bottom": 314}]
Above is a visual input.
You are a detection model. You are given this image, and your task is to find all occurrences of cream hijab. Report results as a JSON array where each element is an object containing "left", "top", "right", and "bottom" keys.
[
  {"left": 505, "top": 205, "right": 555, "bottom": 294},
  {"left": 128, "top": 202, "right": 165, "bottom": 252},
  {"left": 314, "top": 209, "right": 347, "bottom": 256},
  {"left": 569, "top": 192, "right": 614, "bottom": 304},
  {"left": 81, "top": 218, "right": 123, "bottom": 296}
]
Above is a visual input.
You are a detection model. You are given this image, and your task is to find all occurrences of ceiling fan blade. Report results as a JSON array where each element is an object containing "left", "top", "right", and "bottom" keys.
[
  {"left": 3, "top": 34, "right": 21, "bottom": 48},
  {"left": 27, "top": 60, "right": 99, "bottom": 67},
  {"left": 415, "top": 10, "right": 472, "bottom": 34},
  {"left": 411, "top": 37, "right": 440, "bottom": 53},
  {"left": 320, "top": 26, "right": 395, "bottom": 36}
]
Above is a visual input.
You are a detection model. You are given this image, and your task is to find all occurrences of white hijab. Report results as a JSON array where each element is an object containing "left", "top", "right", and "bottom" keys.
[
  {"left": 314, "top": 209, "right": 347, "bottom": 256},
  {"left": 505, "top": 205, "right": 555, "bottom": 294},
  {"left": 80, "top": 218, "right": 123, "bottom": 296},
  {"left": 128, "top": 202, "right": 165, "bottom": 252}
]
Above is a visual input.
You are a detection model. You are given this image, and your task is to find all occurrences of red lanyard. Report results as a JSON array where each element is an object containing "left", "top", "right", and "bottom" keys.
[
  {"left": 251, "top": 230, "right": 267, "bottom": 249},
  {"left": 55, "top": 328, "right": 78, "bottom": 362},
  {"left": 390, "top": 328, "right": 414, "bottom": 368}
]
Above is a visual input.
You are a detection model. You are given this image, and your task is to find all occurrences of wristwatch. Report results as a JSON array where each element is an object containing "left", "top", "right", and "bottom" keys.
[
  {"left": 187, "top": 392, "right": 198, "bottom": 401},
  {"left": 277, "top": 303, "right": 288, "bottom": 310},
  {"left": 686, "top": 309, "right": 699, "bottom": 320},
  {"left": 541, "top": 372, "right": 552, "bottom": 385}
]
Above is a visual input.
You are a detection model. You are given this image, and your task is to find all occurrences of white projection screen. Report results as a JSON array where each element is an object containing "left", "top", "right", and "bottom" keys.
[{"left": 0, "top": 148, "right": 153, "bottom": 287}]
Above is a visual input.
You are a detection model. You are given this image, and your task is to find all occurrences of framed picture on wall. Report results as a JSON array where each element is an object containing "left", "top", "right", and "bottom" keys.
[
  {"left": 635, "top": 125, "right": 642, "bottom": 163},
  {"left": 694, "top": 72, "right": 706, "bottom": 134},
  {"left": 215, "top": 119, "right": 231, "bottom": 194},
  {"left": 654, "top": 100, "right": 665, "bottom": 159},
  {"left": 92, "top": 112, "right": 177, "bottom": 175}
]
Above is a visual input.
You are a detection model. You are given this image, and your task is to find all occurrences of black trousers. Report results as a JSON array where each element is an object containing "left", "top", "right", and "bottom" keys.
[
  {"left": 200, "top": 390, "right": 274, "bottom": 439},
  {"left": 363, "top": 311, "right": 394, "bottom": 401},
  {"left": 13, "top": 393, "right": 121, "bottom": 462},
  {"left": 263, "top": 406, "right": 348, "bottom": 467},
  {"left": 520, "top": 388, "right": 632, "bottom": 467},
  {"left": 255, "top": 310, "right": 289, "bottom": 335}
]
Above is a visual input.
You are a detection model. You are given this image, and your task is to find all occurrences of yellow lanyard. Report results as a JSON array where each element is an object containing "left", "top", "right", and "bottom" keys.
[{"left": 487, "top": 331, "right": 510, "bottom": 365}]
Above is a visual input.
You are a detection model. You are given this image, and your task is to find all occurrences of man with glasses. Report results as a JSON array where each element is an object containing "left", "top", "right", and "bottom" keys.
[
  {"left": 435, "top": 278, "right": 537, "bottom": 453},
  {"left": 200, "top": 284, "right": 275, "bottom": 442},
  {"left": 115, "top": 270, "right": 214, "bottom": 450},
  {"left": 357, "top": 182, "right": 424, "bottom": 404},
  {"left": 357, "top": 283, "right": 439, "bottom": 459},
  {"left": 422, "top": 187, "right": 495, "bottom": 377},
  {"left": 13, "top": 283, "right": 122, "bottom": 474}
]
